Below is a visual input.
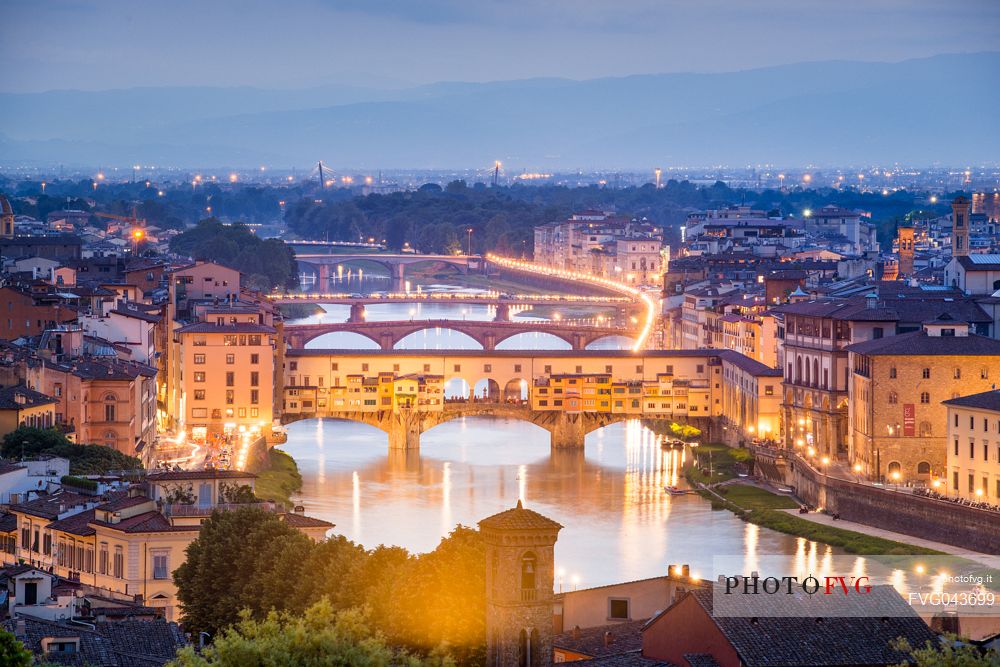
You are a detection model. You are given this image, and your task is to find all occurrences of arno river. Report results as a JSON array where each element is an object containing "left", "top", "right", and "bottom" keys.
[{"left": 281, "top": 278, "right": 840, "bottom": 589}]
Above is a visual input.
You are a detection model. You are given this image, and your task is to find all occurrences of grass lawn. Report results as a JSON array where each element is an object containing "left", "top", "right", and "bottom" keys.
[
  {"left": 715, "top": 485, "right": 799, "bottom": 510},
  {"left": 254, "top": 448, "right": 303, "bottom": 506},
  {"left": 684, "top": 446, "right": 942, "bottom": 556},
  {"left": 686, "top": 443, "right": 751, "bottom": 484}
]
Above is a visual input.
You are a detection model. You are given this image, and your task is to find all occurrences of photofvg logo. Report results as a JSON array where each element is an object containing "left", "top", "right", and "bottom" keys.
[{"left": 710, "top": 555, "right": 998, "bottom": 618}]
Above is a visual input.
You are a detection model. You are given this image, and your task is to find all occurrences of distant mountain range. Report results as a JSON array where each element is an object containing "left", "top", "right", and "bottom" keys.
[{"left": 1, "top": 52, "right": 997, "bottom": 169}]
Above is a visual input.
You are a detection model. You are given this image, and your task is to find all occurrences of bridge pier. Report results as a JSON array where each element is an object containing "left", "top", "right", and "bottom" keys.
[
  {"left": 385, "top": 410, "right": 423, "bottom": 450},
  {"left": 316, "top": 264, "right": 332, "bottom": 288},
  {"left": 379, "top": 331, "right": 395, "bottom": 350},
  {"left": 349, "top": 303, "right": 366, "bottom": 323},
  {"left": 392, "top": 263, "right": 406, "bottom": 290},
  {"left": 571, "top": 333, "right": 587, "bottom": 351},
  {"left": 549, "top": 413, "right": 587, "bottom": 449},
  {"left": 483, "top": 332, "right": 496, "bottom": 351},
  {"left": 494, "top": 303, "right": 511, "bottom": 322}
]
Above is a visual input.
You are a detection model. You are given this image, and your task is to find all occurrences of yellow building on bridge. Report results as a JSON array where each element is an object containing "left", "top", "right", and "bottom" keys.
[{"left": 281, "top": 349, "right": 780, "bottom": 448}]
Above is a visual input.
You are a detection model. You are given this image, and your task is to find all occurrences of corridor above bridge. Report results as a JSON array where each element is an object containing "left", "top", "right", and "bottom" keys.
[
  {"left": 283, "top": 318, "right": 638, "bottom": 350},
  {"left": 267, "top": 291, "right": 633, "bottom": 307}
]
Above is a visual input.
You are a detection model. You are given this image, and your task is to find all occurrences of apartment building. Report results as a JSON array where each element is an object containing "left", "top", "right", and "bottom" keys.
[
  {"left": 7, "top": 472, "right": 333, "bottom": 622},
  {"left": 533, "top": 211, "right": 665, "bottom": 286}
]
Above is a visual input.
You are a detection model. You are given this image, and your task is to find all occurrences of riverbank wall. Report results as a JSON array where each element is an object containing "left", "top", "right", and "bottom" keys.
[{"left": 753, "top": 447, "right": 1000, "bottom": 553}]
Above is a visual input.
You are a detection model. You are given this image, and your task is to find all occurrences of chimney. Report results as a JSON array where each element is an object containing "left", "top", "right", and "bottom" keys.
[
  {"left": 571, "top": 626, "right": 580, "bottom": 640},
  {"left": 603, "top": 631, "right": 613, "bottom": 648},
  {"left": 15, "top": 619, "right": 26, "bottom": 638}
]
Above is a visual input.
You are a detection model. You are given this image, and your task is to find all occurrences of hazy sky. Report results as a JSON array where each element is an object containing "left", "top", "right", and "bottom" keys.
[{"left": 2, "top": 0, "right": 998, "bottom": 92}]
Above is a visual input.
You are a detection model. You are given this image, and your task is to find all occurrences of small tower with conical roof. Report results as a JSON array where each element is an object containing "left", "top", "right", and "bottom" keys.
[
  {"left": 479, "top": 500, "right": 562, "bottom": 667},
  {"left": 0, "top": 194, "right": 14, "bottom": 238},
  {"left": 951, "top": 195, "right": 970, "bottom": 258}
]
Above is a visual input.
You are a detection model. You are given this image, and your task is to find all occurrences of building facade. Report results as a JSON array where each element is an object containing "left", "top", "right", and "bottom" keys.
[{"left": 943, "top": 391, "right": 1000, "bottom": 501}]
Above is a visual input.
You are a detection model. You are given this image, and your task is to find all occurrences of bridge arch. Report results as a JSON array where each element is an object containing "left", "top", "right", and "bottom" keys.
[
  {"left": 394, "top": 327, "right": 484, "bottom": 350},
  {"left": 304, "top": 331, "right": 381, "bottom": 349},
  {"left": 494, "top": 331, "right": 573, "bottom": 350},
  {"left": 584, "top": 334, "right": 636, "bottom": 351}
]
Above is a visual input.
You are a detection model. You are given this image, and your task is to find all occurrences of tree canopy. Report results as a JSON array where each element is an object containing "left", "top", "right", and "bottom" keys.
[
  {"left": 1, "top": 427, "right": 141, "bottom": 474},
  {"left": 169, "top": 219, "right": 297, "bottom": 290},
  {"left": 174, "top": 508, "right": 487, "bottom": 665},
  {"left": 168, "top": 600, "right": 452, "bottom": 667}
]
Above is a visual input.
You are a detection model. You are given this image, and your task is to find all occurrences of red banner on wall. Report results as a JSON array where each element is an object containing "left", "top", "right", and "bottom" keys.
[{"left": 903, "top": 404, "right": 915, "bottom": 437}]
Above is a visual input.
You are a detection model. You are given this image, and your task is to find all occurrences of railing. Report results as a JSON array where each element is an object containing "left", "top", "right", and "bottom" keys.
[{"left": 161, "top": 501, "right": 285, "bottom": 517}]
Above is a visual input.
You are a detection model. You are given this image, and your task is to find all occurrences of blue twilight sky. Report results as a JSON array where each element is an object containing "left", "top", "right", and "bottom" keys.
[{"left": 1, "top": 0, "right": 998, "bottom": 92}]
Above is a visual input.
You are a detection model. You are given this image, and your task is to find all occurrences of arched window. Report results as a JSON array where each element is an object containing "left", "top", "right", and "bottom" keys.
[
  {"left": 104, "top": 430, "right": 117, "bottom": 448},
  {"left": 888, "top": 392, "right": 897, "bottom": 404},
  {"left": 954, "top": 368, "right": 961, "bottom": 379},
  {"left": 104, "top": 393, "right": 117, "bottom": 423},
  {"left": 918, "top": 421, "right": 932, "bottom": 437},
  {"left": 917, "top": 461, "right": 931, "bottom": 475},
  {"left": 529, "top": 628, "right": 541, "bottom": 667},
  {"left": 796, "top": 356, "right": 803, "bottom": 384},
  {"left": 521, "top": 552, "right": 537, "bottom": 592},
  {"left": 920, "top": 392, "right": 930, "bottom": 404},
  {"left": 812, "top": 359, "right": 819, "bottom": 388},
  {"left": 887, "top": 461, "right": 901, "bottom": 474},
  {"left": 518, "top": 629, "right": 528, "bottom": 667}
]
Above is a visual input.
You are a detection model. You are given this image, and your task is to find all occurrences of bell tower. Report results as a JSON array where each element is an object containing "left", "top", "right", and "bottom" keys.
[
  {"left": 479, "top": 500, "right": 562, "bottom": 667},
  {"left": 951, "top": 195, "right": 970, "bottom": 258},
  {"left": 897, "top": 226, "right": 914, "bottom": 277},
  {"left": 0, "top": 194, "right": 14, "bottom": 238}
]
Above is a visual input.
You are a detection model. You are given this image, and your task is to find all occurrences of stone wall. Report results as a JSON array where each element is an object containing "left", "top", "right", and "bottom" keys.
[{"left": 781, "top": 452, "right": 1000, "bottom": 553}]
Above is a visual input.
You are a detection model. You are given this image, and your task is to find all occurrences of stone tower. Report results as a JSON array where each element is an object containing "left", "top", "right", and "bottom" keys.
[
  {"left": 479, "top": 500, "right": 562, "bottom": 667},
  {"left": 0, "top": 194, "right": 14, "bottom": 238},
  {"left": 951, "top": 196, "right": 970, "bottom": 258},
  {"left": 897, "top": 226, "right": 914, "bottom": 277}
]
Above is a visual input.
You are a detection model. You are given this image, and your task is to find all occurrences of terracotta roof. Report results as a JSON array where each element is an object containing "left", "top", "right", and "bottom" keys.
[
  {"left": 478, "top": 500, "right": 563, "bottom": 531},
  {"left": 554, "top": 619, "right": 648, "bottom": 658},
  {"left": 0, "top": 512, "right": 16, "bottom": 533},
  {"left": 942, "top": 390, "right": 1000, "bottom": 413},
  {"left": 0, "top": 384, "right": 57, "bottom": 410},
  {"left": 651, "top": 586, "right": 937, "bottom": 667},
  {"left": 10, "top": 490, "right": 98, "bottom": 520},
  {"left": 98, "top": 495, "right": 154, "bottom": 512},
  {"left": 5, "top": 615, "right": 186, "bottom": 666},
  {"left": 174, "top": 322, "right": 275, "bottom": 334},
  {"left": 90, "top": 510, "right": 196, "bottom": 534},
  {"left": 282, "top": 512, "right": 335, "bottom": 529},
  {"left": 575, "top": 653, "right": 671, "bottom": 666},
  {"left": 846, "top": 330, "right": 1000, "bottom": 356},
  {"left": 47, "top": 509, "right": 97, "bottom": 536}
]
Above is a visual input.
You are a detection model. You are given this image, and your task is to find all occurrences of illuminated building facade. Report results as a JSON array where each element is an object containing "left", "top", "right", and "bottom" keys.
[
  {"left": 846, "top": 320, "right": 1000, "bottom": 483},
  {"left": 943, "top": 390, "right": 1000, "bottom": 501}
]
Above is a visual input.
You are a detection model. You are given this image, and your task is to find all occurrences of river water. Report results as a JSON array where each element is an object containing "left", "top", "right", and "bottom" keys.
[{"left": 281, "top": 277, "right": 838, "bottom": 588}]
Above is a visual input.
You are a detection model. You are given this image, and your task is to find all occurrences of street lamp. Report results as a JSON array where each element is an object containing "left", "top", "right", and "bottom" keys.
[{"left": 466, "top": 228, "right": 473, "bottom": 255}]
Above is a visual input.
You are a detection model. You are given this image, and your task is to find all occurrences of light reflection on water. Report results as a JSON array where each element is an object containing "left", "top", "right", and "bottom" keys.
[{"left": 281, "top": 417, "right": 859, "bottom": 589}]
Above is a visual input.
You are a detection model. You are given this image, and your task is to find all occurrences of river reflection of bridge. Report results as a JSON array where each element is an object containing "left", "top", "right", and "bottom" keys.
[{"left": 283, "top": 417, "right": 842, "bottom": 589}]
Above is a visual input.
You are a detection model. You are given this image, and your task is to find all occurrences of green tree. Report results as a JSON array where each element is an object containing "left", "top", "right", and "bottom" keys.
[
  {"left": 669, "top": 422, "right": 702, "bottom": 442},
  {"left": 1, "top": 427, "right": 141, "bottom": 474},
  {"left": 0, "top": 629, "right": 32, "bottom": 667},
  {"left": 173, "top": 507, "right": 316, "bottom": 634},
  {"left": 385, "top": 526, "right": 486, "bottom": 665},
  {"left": 168, "top": 600, "right": 450, "bottom": 667},
  {"left": 893, "top": 636, "right": 1000, "bottom": 666}
]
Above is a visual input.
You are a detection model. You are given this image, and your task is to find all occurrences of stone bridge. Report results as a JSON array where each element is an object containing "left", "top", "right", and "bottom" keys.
[
  {"left": 297, "top": 253, "right": 484, "bottom": 287},
  {"left": 284, "top": 319, "right": 638, "bottom": 350},
  {"left": 281, "top": 403, "right": 628, "bottom": 449}
]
